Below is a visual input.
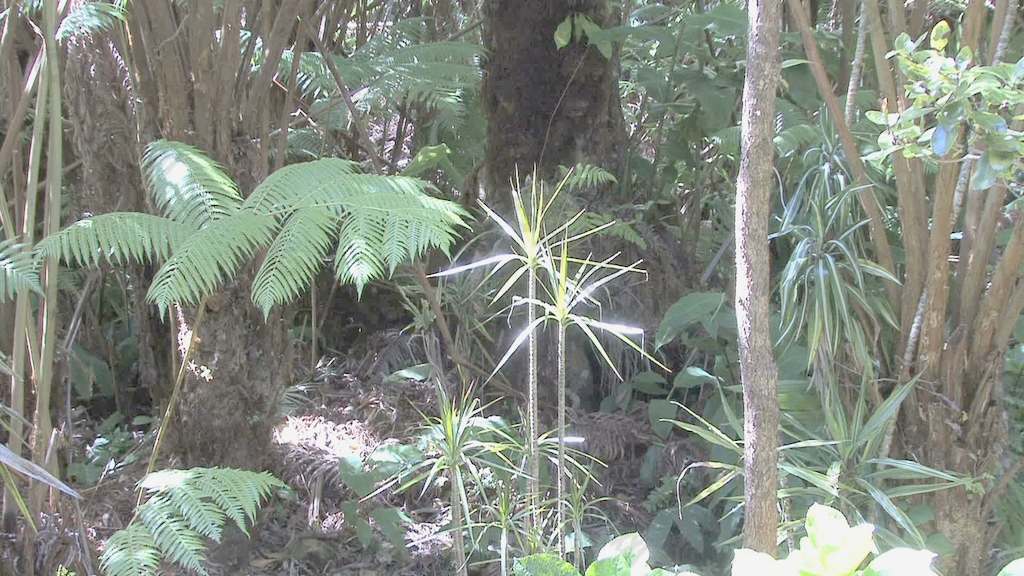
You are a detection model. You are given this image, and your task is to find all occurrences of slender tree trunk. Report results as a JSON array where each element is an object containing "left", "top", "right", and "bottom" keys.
[{"left": 734, "top": 0, "right": 782, "bottom": 555}]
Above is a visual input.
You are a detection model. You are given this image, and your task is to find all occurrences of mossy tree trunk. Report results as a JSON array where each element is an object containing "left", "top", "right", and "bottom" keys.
[{"left": 482, "top": 0, "right": 625, "bottom": 200}]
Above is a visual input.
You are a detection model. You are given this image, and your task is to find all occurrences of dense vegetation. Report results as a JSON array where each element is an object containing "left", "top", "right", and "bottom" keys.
[{"left": 1, "top": 0, "right": 1023, "bottom": 575}]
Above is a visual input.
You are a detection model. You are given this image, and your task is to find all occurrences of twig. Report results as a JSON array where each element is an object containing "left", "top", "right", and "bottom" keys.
[{"left": 136, "top": 299, "right": 208, "bottom": 508}]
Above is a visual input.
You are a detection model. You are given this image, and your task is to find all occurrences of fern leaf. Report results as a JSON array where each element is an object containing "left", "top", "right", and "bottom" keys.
[
  {"left": 138, "top": 494, "right": 208, "bottom": 575},
  {"left": 243, "top": 158, "right": 467, "bottom": 299},
  {"left": 101, "top": 523, "right": 161, "bottom": 576},
  {"left": 35, "top": 212, "right": 194, "bottom": 268},
  {"left": 143, "top": 140, "right": 243, "bottom": 229},
  {"left": 251, "top": 206, "right": 338, "bottom": 317},
  {"left": 0, "top": 238, "right": 41, "bottom": 301},
  {"left": 332, "top": 186, "right": 467, "bottom": 291},
  {"left": 559, "top": 163, "right": 617, "bottom": 193},
  {"left": 145, "top": 212, "right": 277, "bottom": 312},
  {"left": 187, "top": 468, "right": 282, "bottom": 533},
  {"left": 105, "top": 467, "right": 283, "bottom": 576},
  {"left": 57, "top": 1, "right": 127, "bottom": 41}
]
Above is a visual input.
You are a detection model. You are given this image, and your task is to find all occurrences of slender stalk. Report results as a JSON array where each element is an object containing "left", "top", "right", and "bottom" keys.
[
  {"left": 450, "top": 467, "right": 468, "bottom": 576},
  {"left": 556, "top": 319, "right": 567, "bottom": 555},
  {"left": 526, "top": 261, "right": 540, "bottom": 535},
  {"left": 137, "top": 301, "right": 207, "bottom": 507},
  {"left": 843, "top": 3, "right": 867, "bottom": 126},
  {"left": 31, "top": 0, "right": 63, "bottom": 500}
]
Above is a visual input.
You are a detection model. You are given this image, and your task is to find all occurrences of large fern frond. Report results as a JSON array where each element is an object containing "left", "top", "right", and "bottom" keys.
[
  {"left": 559, "top": 163, "right": 618, "bottom": 193},
  {"left": 251, "top": 207, "right": 338, "bottom": 316},
  {"left": 0, "top": 238, "right": 41, "bottom": 301},
  {"left": 35, "top": 212, "right": 195, "bottom": 268},
  {"left": 243, "top": 158, "right": 468, "bottom": 302},
  {"left": 100, "top": 468, "right": 282, "bottom": 576},
  {"left": 142, "top": 140, "right": 243, "bottom": 229},
  {"left": 145, "top": 212, "right": 277, "bottom": 312},
  {"left": 333, "top": 188, "right": 466, "bottom": 289}
]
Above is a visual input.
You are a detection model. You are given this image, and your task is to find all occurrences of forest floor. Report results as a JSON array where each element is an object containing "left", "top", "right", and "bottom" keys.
[{"left": 1, "top": 342, "right": 702, "bottom": 575}]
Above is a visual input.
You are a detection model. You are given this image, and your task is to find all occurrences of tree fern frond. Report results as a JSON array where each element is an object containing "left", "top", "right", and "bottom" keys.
[
  {"left": 101, "top": 523, "right": 161, "bottom": 576},
  {"left": 559, "top": 163, "right": 617, "bottom": 193},
  {"left": 138, "top": 495, "right": 209, "bottom": 575},
  {"left": 57, "top": 1, "right": 126, "bottom": 41},
  {"left": 0, "top": 238, "right": 41, "bottom": 301},
  {"left": 102, "top": 468, "right": 282, "bottom": 576},
  {"left": 241, "top": 158, "right": 467, "bottom": 301},
  {"left": 251, "top": 206, "right": 338, "bottom": 317},
  {"left": 242, "top": 158, "right": 362, "bottom": 214},
  {"left": 332, "top": 187, "right": 467, "bottom": 291},
  {"left": 142, "top": 140, "right": 243, "bottom": 229},
  {"left": 145, "top": 212, "right": 277, "bottom": 312},
  {"left": 35, "top": 212, "right": 195, "bottom": 268},
  {"left": 185, "top": 468, "right": 282, "bottom": 532}
]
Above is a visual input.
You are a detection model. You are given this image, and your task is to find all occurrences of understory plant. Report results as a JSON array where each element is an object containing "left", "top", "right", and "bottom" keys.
[
  {"left": 100, "top": 467, "right": 283, "bottom": 576},
  {"left": 435, "top": 170, "right": 666, "bottom": 559},
  {"left": 513, "top": 503, "right": 944, "bottom": 576}
]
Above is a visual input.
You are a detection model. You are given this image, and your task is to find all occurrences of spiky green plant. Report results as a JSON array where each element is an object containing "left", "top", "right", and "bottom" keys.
[
  {"left": 529, "top": 237, "right": 666, "bottom": 554},
  {"left": 100, "top": 467, "right": 282, "bottom": 576},
  {"left": 37, "top": 140, "right": 468, "bottom": 316},
  {"left": 433, "top": 173, "right": 569, "bottom": 534},
  {"left": 396, "top": 384, "right": 519, "bottom": 576}
]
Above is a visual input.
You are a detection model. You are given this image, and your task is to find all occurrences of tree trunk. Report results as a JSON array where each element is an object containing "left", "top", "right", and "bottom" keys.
[
  {"left": 63, "top": 32, "right": 170, "bottom": 418},
  {"left": 734, "top": 0, "right": 782, "bottom": 555},
  {"left": 119, "top": 1, "right": 304, "bottom": 468},
  {"left": 482, "top": 0, "right": 625, "bottom": 199}
]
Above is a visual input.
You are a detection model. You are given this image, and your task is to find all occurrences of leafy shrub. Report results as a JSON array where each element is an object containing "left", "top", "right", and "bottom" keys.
[{"left": 513, "top": 504, "right": 951, "bottom": 576}]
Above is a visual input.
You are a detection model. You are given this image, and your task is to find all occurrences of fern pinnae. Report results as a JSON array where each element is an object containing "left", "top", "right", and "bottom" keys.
[
  {"left": 101, "top": 523, "right": 161, "bottom": 576},
  {"left": 251, "top": 206, "right": 339, "bottom": 316},
  {"left": 142, "top": 140, "right": 243, "bottom": 229},
  {"left": 102, "top": 468, "right": 282, "bottom": 576},
  {"left": 36, "top": 212, "right": 195, "bottom": 268},
  {"left": 138, "top": 494, "right": 209, "bottom": 575},
  {"left": 145, "top": 212, "right": 277, "bottom": 313},
  {"left": 0, "top": 238, "right": 41, "bottom": 301}
]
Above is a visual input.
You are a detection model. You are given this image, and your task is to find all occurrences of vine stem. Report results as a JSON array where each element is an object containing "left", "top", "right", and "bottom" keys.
[{"left": 137, "top": 299, "right": 208, "bottom": 508}]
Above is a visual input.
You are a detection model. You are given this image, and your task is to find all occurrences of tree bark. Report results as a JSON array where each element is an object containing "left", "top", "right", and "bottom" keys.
[
  {"left": 120, "top": 1, "right": 302, "bottom": 468},
  {"left": 63, "top": 32, "right": 170, "bottom": 418},
  {"left": 734, "top": 0, "right": 782, "bottom": 555},
  {"left": 482, "top": 0, "right": 624, "bottom": 199}
]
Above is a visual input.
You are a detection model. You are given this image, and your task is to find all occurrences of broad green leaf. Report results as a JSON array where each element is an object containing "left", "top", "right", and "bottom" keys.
[
  {"left": 862, "top": 548, "right": 937, "bottom": 576},
  {"left": 997, "top": 559, "right": 1024, "bottom": 576},
  {"left": 554, "top": 16, "right": 573, "bottom": 49},
  {"left": 929, "top": 20, "right": 950, "bottom": 51},
  {"left": 673, "top": 366, "right": 716, "bottom": 390},
  {"left": 648, "top": 399, "right": 677, "bottom": 439},
  {"left": 514, "top": 554, "right": 581, "bottom": 576}
]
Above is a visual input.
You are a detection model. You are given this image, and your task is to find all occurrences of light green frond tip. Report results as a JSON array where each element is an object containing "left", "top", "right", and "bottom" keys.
[
  {"left": 0, "top": 238, "right": 41, "bottom": 301},
  {"left": 101, "top": 467, "right": 282, "bottom": 576},
  {"left": 142, "top": 140, "right": 243, "bottom": 230}
]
